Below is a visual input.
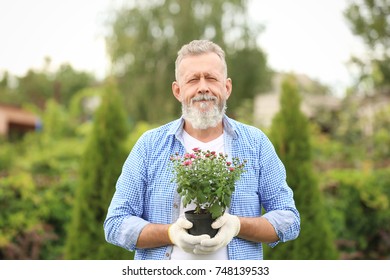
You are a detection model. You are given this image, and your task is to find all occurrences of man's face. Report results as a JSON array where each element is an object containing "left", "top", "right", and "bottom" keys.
[{"left": 172, "top": 52, "right": 232, "bottom": 129}]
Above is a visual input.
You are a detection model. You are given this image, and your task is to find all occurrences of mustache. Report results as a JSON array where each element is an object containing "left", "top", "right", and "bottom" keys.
[{"left": 191, "top": 94, "right": 217, "bottom": 102}]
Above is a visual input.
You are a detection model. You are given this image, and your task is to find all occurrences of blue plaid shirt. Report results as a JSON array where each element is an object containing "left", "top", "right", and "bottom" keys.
[{"left": 104, "top": 115, "right": 300, "bottom": 260}]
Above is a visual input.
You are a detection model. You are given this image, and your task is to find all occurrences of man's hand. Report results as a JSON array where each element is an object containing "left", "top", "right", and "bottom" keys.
[
  {"left": 168, "top": 217, "right": 210, "bottom": 253},
  {"left": 193, "top": 213, "right": 240, "bottom": 254}
]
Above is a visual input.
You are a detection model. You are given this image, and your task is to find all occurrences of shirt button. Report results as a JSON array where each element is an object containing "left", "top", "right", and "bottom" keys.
[
  {"left": 166, "top": 253, "right": 170, "bottom": 257},
  {"left": 173, "top": 203, "right": 179, "bottom": 209}
]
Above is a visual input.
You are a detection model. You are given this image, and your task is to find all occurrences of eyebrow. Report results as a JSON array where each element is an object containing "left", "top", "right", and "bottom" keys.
[{"left": 185, "top": 72, "right": 218, "bottom": 80}]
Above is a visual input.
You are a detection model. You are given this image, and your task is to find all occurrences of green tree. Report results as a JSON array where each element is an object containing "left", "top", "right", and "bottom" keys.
[
  {"left": 268, "top": 75, "right": 338, "bottom": 259},
  {"left": 106, "top": 0, "right": 271, "bottom": 123},
  {"left": 0, "top": 71, "right": 18, "bottom": 106},
  {"left": 372, "top": 104, "right": 390, "bottom": 162},
  {"left": 0, "top": 103, "right": 82, "bottom": 259},
  {"left": 0, "top": 61, "right": 95, "bottom": 109},
  {"left": 227, "top": 47, "right": 272, "bottom": 118},
  {"left": 52, "top": 64, "right": 96, "bottom": 108},
  {"left": 344, "top": 0, "right": 390, "bottom": 94},
  {"left": 65, "top": 81, "right": 133, "bottom": 259},
  {"left": 17, "top": 69, "right": 53, "bottom": 109},
  {"left": 325, "top": 168, "right": 390, "bottom": 259}
]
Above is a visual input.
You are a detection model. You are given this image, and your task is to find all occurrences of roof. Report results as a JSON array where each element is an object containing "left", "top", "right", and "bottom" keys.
[{"left": 0, "top": 104, "right": 39, "bottom": 136}]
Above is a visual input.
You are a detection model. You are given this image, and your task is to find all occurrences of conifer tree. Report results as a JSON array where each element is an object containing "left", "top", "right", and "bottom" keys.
[
  {"left": 267, "top": 75, "right": 338, "bottom": 259},
  {"left": 65, "top": 81, "right": 133, "bottom": 259}
]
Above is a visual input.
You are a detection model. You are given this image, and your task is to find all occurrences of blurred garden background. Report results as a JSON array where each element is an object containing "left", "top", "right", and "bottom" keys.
[{"left": 0, "top": 0, "right": 389, "bottom": 260}]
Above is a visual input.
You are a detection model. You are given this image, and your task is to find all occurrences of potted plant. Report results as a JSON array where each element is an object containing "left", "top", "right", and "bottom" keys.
[{"left": 170, "top": 148, "right": 246, "bottom": 237}]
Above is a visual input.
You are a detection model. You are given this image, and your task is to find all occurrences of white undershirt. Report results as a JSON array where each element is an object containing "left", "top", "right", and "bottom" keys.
[{"left": 170, "top": 130, "right": 229, "bottom": 260}]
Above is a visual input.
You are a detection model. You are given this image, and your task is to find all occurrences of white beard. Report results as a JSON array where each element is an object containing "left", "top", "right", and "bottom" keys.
[{"left": 182, "top": 94, "right": 226, "bottom": 130}]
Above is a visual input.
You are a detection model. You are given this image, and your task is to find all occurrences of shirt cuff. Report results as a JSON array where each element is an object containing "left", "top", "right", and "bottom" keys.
[
  {"left": 117, "top": 216, "right": 150, "bottom": 251},
  {"left": 262, "top": 210, "right": 296, "bottom": 244}
]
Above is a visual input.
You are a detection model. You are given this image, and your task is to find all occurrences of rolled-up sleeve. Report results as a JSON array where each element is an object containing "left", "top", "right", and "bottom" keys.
[
  {"left": 263, "top": 209, "right": 300, "bottom": 247},
  {"left": 258, "top": 134, "right": 301, "bottom": 247},
  {"left": 103, "top": 134, "right": 149, "bottom": 251}
]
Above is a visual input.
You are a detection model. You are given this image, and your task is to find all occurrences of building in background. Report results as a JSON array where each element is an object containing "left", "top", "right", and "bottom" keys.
[
  {"left": 254, "top": 73, "right": 341, "bottom": 129},
  {"left": 0, "top": 104, "right": 40, "bottom": 140}
]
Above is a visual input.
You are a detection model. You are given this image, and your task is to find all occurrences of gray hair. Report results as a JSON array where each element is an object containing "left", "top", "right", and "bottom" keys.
[{"left": 175, "top": 40, "right": 228, "bottom": 81}]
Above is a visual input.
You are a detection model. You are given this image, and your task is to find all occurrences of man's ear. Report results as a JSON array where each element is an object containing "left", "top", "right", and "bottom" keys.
[
  {"left": 172, "top": 81, "right": 182, "bottom": 101},
  {"left": 225, "top": 78, "right": 232, "bottom": 100}
]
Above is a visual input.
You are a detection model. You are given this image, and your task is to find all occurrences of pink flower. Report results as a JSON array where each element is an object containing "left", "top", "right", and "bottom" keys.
[
  {"left": 229, "top": 167, "right": 235, "bottom": 172},
  {"left": 183, "top": 160, "right": 192, "bottom": 166}
]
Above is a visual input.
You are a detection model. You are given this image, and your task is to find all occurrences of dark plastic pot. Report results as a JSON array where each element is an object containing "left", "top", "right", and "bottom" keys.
[{"left": 184, "top": 210, "right": 218, "bottom": 238}]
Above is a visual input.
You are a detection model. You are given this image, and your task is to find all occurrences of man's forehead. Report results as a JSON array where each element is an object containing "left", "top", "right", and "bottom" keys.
[
  {"left": 180, "top": 52, "right": 221, "bottom": 64},
  {"left": 179, "top": 53, "right": 224, "bottom": 74}
]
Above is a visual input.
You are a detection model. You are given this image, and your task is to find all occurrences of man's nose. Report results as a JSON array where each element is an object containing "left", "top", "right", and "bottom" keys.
[{"left": 198, "top": 78, "right": 210, "bottom": 94}]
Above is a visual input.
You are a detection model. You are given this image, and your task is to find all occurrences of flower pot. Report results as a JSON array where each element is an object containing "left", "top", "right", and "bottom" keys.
[{"left": 184, "top": 210, "right": 218, "bottom": 238}]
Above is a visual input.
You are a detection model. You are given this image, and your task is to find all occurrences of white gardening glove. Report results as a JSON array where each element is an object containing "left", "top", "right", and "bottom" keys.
[
  {"left": 193, "top": 213, "right": 240, "bottom": 254},
  {"left": 168, "top": 217, "right": 210, "bottom": 253}
]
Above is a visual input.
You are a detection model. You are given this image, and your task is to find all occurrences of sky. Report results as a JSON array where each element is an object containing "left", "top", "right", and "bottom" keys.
[{"left": 0, "top": 0, "right": 365, "bottom": 96}]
